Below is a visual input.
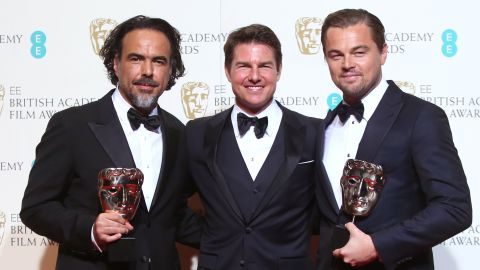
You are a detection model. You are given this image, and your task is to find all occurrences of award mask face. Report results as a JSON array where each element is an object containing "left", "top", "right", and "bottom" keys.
[
  {"left": 295, "top": 17, "right": 322, "bottom": 55},
  {"left": 340, "top": 159, "right": 385, "bottom": 217},
  {"left": 98, "top": 168, "right": 144, "bottom": 220},
  {"left": 181, "top": 81, "right": 210, "bottom": 119}
]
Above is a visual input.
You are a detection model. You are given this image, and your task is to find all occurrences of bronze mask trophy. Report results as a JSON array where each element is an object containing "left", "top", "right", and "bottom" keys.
[
  {"left": 98, "top": 168, "right": 144, "bottom": 261},
  {"left": 333, "top": 159, "right": 386, "bottom": 249}
]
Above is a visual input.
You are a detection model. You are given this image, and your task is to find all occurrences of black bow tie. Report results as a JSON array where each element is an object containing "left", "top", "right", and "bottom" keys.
[
  {"left": 337, "top": 102, "right": 364, "bottom": 123},
  {"left": 127, "top": 108, "right": 161, "bottom": 132},
  {"left": 237, "top": 112, "right": 268, "bottom": 139}
]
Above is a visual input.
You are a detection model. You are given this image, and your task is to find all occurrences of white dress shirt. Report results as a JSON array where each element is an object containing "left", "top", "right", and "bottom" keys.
[
  {"left": 231, "top": 101, "right": 283, "bottom": 180},
  {"left": 92, "top": 89, "right": 163, "bottom": 251},
  {"left": 323, "top": 79, "right": 388, "bottom": 207},
  {"left": 112, "top": 89, "right": 163, "bottom": 210}
]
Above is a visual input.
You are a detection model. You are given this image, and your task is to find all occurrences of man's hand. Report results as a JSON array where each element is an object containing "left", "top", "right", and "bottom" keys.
[
  {"left": 93, "top": 212, "right": 133, "bottom": 250},
  {"left": 332, "top": 222, "right": 379, "bottom": 267}
]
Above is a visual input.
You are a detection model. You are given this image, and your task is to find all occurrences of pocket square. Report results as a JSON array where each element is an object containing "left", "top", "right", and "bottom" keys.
[{"left": 298, "top": 160, "right": 314, "bottom": 165}]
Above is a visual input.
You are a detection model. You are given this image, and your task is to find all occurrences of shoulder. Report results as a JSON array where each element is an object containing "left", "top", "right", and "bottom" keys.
[
  {"left": 159, "top": 108, "right": 185, "bottom": 130},
  {"left": 186, "top": 109, "right": 231, "bottom": 130},
  {"left": 50, "top": 90, "right": 114, "bottom": 121},
  {"left": 400, "top": 91, "right": 447, "bottom": 119},
  {"left": 47, "top": 98, "right": 102, "bottom": 126},
  {"left": 387, "top": 81, "right": 444, "bottom": 115},
  {"left": 280, "top": 104, "right": 323, "bottom": 128}
]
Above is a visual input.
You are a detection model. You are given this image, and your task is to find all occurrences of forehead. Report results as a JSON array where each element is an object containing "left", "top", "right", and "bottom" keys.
[
  {"left": 232, "top": 42, "right": 276, "bottom": 61},
  {"left": 325, "top": 23, "right": 374, "bottom": 48},
  {"left": 120, "top": 29, "right": 171, "bottom": 54}
]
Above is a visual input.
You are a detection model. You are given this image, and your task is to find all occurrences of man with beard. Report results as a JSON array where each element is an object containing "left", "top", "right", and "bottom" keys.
[{"left": 20, "top": 15, "right": 201, "bottom": 270}]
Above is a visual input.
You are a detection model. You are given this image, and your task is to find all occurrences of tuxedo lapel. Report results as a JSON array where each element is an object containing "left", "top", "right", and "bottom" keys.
[
  {"left": 249, "top": 106, "right": 305, "bottom": 222},
  {"left": 204, "top": 108, "right": 245, "bottom": 223},
  {"left": 316, "top": 162, "right": 340, "bottom": 221},
  {"left": 315, "top": 108, "right": 341, "bottom": 222},
  {"left": 324, "top": 107, "right": 337, "bottom": 127},
  {"left": 356, "top": 81, "right": 404, "bottom": 162},
  {"left": 149, "top": 108, "right": 181, "bottom": 209},
  {"left": 88, "top": 90, "right": 135, "bottom": 168}
]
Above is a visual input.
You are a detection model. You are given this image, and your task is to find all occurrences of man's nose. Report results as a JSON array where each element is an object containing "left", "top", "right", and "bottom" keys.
[
  {"left": 142, "top": 61, "right": 153, "bottom": 77},
  {"left": 342, "top": 55, "right": 355, "bottom": 70},
  {"left": 248, "top": 67, "right": 260, "bottom": 82}
]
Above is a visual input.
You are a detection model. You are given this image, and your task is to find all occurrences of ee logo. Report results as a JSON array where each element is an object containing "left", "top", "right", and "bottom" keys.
[
  {"left": 31, "top": 31, "right": 46, "bottom": 59},
  {"left": 327, "top": 93, "right": 342, "bottom": 111},
  {"left": 441, "top": 29, "right": 457, "bottom": 57}
]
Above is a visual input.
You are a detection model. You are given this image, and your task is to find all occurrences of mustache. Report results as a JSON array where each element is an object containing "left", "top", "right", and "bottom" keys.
[{"left": 133, "top": 77, "right": 160, "bottom": 87}]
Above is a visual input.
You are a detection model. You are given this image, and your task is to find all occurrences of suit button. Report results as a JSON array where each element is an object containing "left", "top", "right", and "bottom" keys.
[
  {"left": 240, "top": 259, "right": 245, "bottom": 266},
  {"left": 253, "top": 188, "right": 259, "bottom": 194},
  {"left": 142, "top": 256, "right": 151, "bottom": 263},
  {"left": 245, "top": 227, "right": 253, "bottom": 233}
]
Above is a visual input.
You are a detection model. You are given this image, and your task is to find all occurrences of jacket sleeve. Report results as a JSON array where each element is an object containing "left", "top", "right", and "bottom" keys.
[
  {"left": 371, "top": 104, "right": 472, "bottom": 266},
  {"left": 20, "top": 112, "right": 96, "bottom": 252}
]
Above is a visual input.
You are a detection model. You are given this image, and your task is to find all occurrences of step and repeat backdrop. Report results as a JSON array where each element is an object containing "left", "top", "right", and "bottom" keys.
[{"left": 1, "top": 0, "right": 478, "bottom": 269}]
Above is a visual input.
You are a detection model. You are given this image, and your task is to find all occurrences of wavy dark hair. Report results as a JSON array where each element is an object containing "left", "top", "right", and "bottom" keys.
[
  {"left": 224, "top": 24, "right": 282, "bottom": 71},
  {"left": 321, "top": 9, "right": 385, "bottom": 54},
  {"left": 99, "top": 15, "right": 185, "bottom": 90}
]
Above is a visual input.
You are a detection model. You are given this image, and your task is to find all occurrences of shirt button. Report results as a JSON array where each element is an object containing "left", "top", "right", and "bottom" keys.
[{"left": 240, "top": 260, "right": 245, "bottom": 266}]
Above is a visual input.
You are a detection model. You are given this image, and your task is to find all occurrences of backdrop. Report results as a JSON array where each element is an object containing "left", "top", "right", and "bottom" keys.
[{"left": 1, "top": 0, "right": 478, "bottom": 269}]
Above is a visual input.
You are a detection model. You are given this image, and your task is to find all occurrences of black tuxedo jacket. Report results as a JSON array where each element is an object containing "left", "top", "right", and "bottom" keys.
[
  {"left": 185, "top": 102, "right": 323, "bottom": 270},
  {"left": 315, "top": 81, "right": 472, "bottom": 270},
  {"left": 21, "top": 90, "right": 200, "bottom": 270}
]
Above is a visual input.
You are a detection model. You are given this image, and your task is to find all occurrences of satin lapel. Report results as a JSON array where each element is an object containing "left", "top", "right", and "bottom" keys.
[
  {"left": 150, "top": 108, "right": 181, "bottom": 209},
  {"left": 204, "top": 108, "right": 245, "bottom": 223},
  {"left": 88, "top": 90, "right": 135, "bottom": 168},
  {"left": 324, "top": 107, "right": 337, "bottom": 127},
  {"left": 318, "top": 109, "right": 341, "bottom": 220},
  {"left": 249, "top": 107, "right": 305, "bottom": 222},
  {"left": 356, "top": 81, "right": 404, "bottom": 162}
]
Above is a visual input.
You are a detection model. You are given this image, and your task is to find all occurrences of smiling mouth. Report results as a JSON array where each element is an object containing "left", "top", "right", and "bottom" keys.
[
  {"left": 245, "top": 85, "right": 264, "bottom": 91},
  {"left": 342, "top": 73, "right": 360, "bottom": 78}
]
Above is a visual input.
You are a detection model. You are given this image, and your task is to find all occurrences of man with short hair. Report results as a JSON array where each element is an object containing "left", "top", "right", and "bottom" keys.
[
  {"left": 315, "top": 8, "right": 472, "bottom": 270},
  {"left": 185, "top": 24, "right": 323, "bottom": 270}
]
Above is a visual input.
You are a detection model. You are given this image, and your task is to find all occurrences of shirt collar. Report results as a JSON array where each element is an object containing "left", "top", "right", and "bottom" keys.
[
  {"left": 231, "top": 100, "right": 283, "bottom": 138},
  {"left": 360, "top": 79, "right": 388, "bottom": 122},
  {"left": 112, "top": 88, "right": 159, "bottom": 132}
]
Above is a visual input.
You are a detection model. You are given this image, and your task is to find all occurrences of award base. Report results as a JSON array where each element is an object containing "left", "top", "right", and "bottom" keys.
[
  {"left": 332, "top": 224, "right": 350, "bottom": 249},
  {"left": 108, "top": 237, "right": 136, "bottom": 262}
]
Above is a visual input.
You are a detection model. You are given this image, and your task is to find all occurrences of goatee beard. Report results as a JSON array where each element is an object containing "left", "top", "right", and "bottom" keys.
[{"left": 130, "top": 93, "right": 159, "bottom": 113}]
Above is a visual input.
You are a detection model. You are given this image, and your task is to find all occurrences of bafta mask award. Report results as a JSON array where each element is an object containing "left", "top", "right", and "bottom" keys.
[
  {"left": 333, "top": 159, "right": 386, "bottom": 249},
  {"left": 98, "top": 168, "right": 144, "bottom": 261}
]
